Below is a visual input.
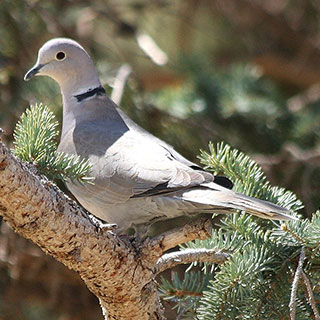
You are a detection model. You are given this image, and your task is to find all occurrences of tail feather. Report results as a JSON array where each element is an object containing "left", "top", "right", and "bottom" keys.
[
  {"left": 178, "top": 183, "right": 298, "bottom": 221},
  {"left": 231, "top": 192, "right": 297, "bottom": 220}
]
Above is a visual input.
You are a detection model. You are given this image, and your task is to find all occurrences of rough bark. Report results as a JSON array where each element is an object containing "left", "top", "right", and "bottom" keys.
[{"left": 0, "top": 141, "right": 226, "bottom": 320}]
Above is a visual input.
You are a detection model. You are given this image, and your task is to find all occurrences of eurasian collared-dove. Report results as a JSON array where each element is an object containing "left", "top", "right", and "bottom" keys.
[{"left": 24, "top": 38, "right": 296, "bottom": 235}]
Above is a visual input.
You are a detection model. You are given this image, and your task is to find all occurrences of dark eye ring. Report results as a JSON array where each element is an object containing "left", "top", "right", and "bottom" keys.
[{"left": 56, "top": 51, "right": 66, "bottom": 61}]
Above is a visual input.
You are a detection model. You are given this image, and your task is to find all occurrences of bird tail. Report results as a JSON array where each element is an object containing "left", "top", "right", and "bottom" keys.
[{"left": 179, "top": 183, "right": 298, "bottom": 221}]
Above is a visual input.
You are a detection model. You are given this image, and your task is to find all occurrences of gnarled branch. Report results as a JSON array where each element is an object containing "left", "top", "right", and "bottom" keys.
[{"left": 0, "top": 140, "right": 217, "bottom": 320}]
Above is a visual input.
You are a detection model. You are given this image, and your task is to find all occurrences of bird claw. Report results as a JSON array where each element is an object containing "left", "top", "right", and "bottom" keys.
[
  {"left": 100, "top": 223, "right": 118, "bottom": 230},
  {"left": 87, "top": 213, "right": 117, "bottom": 230}
]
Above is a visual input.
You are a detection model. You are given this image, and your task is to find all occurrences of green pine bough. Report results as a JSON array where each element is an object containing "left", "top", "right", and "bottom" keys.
[
  {"left": 199, "top": 142, "right": 303, "bottom": 212},
  {"left": 13, "top": 103, "right": 94, "bottom": 184},
  {"left": 160, "top": 143, "right": 320, "bottom": 320}
]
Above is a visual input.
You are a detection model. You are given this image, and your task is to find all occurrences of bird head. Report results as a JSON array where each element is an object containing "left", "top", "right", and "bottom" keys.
[{"left": 24, "top": 38, "right": 101, "bottom": 95}]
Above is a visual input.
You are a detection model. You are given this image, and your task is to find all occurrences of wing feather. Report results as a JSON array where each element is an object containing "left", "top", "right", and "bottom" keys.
[{"left": 67, "top": 118, "right": 227, "bottom": 206}]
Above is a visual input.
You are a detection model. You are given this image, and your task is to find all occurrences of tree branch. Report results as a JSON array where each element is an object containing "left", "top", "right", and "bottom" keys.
[
  {"left": 0, "top": 140, "right": 214, "bottom": 320},
  {"left": 154, "top": 248, "right": 230, "bottom": 275},
  {"left": 146, "top": 218, "right": 212, "bottom": 253},
  {"left": 0, "top": 141, "right": 163, "bottom": 320},
  {"left": 301, "top": 271, "right": 320, "bottom": 320},
  {"left": 289, "top": 247, "right": 306, "bottom": 320}
]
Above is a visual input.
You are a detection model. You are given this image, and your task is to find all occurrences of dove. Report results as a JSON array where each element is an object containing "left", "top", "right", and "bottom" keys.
[{"left": 24, "top": 38, "right": 296, "bottom": 236}]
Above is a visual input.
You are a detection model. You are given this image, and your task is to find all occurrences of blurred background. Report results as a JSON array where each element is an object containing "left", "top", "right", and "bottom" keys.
[{"left": 1, "top": 0, "right": 320, "bottom": 319}]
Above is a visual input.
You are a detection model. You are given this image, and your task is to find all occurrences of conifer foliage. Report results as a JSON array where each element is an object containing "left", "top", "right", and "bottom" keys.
[
  {"left": 13, "top": 103, "right": 93, "bottom": 184},
  {"left": 160, "top": 143, "right": 320, "bottom": 320}
]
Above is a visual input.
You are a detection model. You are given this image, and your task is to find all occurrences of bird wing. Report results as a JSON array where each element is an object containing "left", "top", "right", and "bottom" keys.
[
  {"left": 70, "top": 121, "right": 217, "bottom": 205},
  {"left": 103, "top": 130, "right": 215, "bottom": 198}
]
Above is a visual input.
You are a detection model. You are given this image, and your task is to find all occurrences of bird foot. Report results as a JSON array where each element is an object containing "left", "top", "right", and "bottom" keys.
[{"left": 87, "top": 213, "right": 117, "bottom": 230}]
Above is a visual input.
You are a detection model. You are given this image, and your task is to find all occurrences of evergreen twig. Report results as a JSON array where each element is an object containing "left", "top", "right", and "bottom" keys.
[
  {"left": 301, "top": 271, "right": 320, "bottom": 320},
  {"left": 289, "top": 247, "right": 306, "bottom": 320},
  {"left": 154, "top": 249, "right": 229, "bottom": 275},
  {"left": 13, "top": 103, "right": 94, "bottom": 184},
  {"left": 199, "top": 141, "right": 303, "bottom": 212},
  {"left": 159, "top": 271, "right": 213, "bottom": 317}
]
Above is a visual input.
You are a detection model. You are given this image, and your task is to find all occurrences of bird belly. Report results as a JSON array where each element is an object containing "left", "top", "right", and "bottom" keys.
[{"left": 65, "top": 181, "right": 212, "bottom": 232}]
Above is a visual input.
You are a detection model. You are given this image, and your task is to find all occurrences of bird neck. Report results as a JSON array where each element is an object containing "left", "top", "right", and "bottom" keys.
[
  {"left": 59, "top": 70, "right": 102, "bottom": 101},
  {"left": 60, "top": 86, "right": 122, "bottom": 138}
]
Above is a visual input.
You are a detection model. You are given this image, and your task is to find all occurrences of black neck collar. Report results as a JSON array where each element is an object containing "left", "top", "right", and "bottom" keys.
[{"left": 74, "top": 86, "right": 106, "bottom": 102}]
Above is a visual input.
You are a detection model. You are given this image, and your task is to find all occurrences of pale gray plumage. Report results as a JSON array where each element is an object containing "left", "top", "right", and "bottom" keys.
[{"left": 24, "top": 38, "right": 297, "bottom": 235}]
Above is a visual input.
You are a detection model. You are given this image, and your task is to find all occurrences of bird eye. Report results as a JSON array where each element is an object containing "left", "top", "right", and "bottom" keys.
[{"left": 55, "top": 51, "right": 66, "bottom": 61}]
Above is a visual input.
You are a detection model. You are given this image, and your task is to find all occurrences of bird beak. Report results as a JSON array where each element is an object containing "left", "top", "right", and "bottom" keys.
[{"left": 24, "top": 63, "right": 45, "bottom": 81}]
